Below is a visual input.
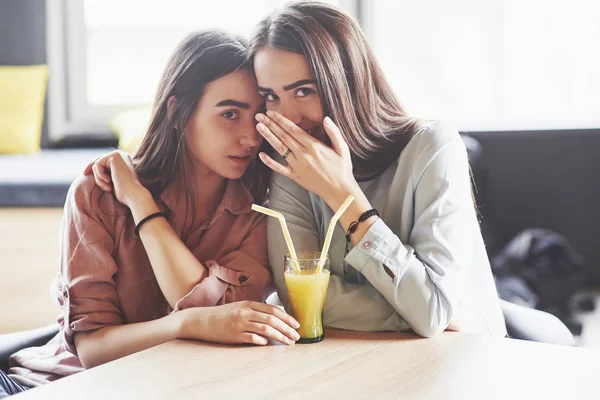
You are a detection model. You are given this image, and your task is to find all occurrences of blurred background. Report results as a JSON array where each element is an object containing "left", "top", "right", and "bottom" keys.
[{"left": 0, "top": 0, "right": 599, "bottom": 347}]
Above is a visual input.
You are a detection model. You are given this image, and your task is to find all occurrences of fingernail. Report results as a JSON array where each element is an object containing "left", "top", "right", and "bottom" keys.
[
  {"left": 324, "top": 116, "right": 333, "bottom": 125},
  {"left": 266, "top": 110, "right": 275, "bottom": 118},
  {"left": 294, "top": 321, "right": 300, "bottom": 329},
  {"left": 293, "top": 332, "right": 300, "bottom": 340},
  {"left": 257, "top": 123, "right": 265, "bottom": 131},
  {"left": 255, "top": 113, "right": 264, "bottom": 122}
]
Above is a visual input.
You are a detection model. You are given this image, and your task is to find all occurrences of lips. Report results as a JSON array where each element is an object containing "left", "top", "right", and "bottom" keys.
[
  {"left": 230, "top": 154, "right": 253, "bottom": 159},
  {"left": 229, "top": 154, "right": 253, "bottom": 166}
]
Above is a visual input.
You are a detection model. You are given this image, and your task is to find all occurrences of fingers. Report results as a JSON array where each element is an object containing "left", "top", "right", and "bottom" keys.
[
  {"left": 245, "top": 322, "right": 296, "bottom": 345},
  {"left": 323, "top": 116, "right": 350, "bottom": 157},
  {"left": 256, "top": 122, "right": 287, "bottom": 158},
  {"left": 258, "top": 152, "right": 295, "bottom": 179},
  {"left": 249, "top": 302, "right": 300, "bottom": 329},
  {"left": 239, "top": 332, "right": 269, "bottom": 346},
  {"left": 83, "top": 161, "right": 94, "bottom": 175},
  {"left": 248, "top": 310, "right": 300, "bottom": 343},
  {"left": 264, "top": 111, "right": 314, "bottom": 148},
  {"left": 92, "top": 161, "right": 112, "bottom": 192},
  {"left": 255, "top": 113, "right": 303, "bottom": 156}
]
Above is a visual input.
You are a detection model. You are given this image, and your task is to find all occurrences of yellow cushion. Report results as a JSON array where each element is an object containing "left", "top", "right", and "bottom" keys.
[
  {"left": 0, "top": 65, "right": 48, "bottom": 154},
  {"left": 109, "top": 107, "right": 152, "bottom": 154}
]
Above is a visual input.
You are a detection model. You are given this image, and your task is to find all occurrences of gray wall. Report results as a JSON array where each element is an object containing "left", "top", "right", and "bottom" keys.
[
  {"left": 470, "top": 129, "right": 600, "bottom": 285},
  {"left": 0, "top": 0, "right": 48, "bottom": 146}
]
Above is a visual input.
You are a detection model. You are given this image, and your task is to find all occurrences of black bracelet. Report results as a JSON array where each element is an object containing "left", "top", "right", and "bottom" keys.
[
  {"left": 135, "top": 212, "right": 168, "bottom": 237},
  {"left": 344, "top": 209, "right": 380, "bottom": 271}
]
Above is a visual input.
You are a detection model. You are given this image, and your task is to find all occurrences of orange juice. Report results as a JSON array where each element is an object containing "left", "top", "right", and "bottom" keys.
[{"left": 284, "top": 269, "right": 330, "bottom": 343}]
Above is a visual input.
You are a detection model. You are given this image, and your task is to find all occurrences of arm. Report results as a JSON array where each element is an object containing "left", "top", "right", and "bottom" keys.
[
  {"left": 125, "top": 183, "right": 272, "bottom": 311},
  {"left": 268, "top": 173, "right": 405, "bottom": 331},
  {"left": 126, "top": 191, "right": 209, "bottom": 308},
  {"left": 75, "top": 314, "right": 179, "bottom": 369},
  {"left": 338, "top": 133, "right": 486, "bottom": 337},
  {"left": 85, "top": 151, "right": 209, "bottom": 308},
  {"left": 86, "top": 151, "right": 273, "bottom": 310},
  {"left": 170, "top": 213, "right": 274, "bottom": 311},
  {"left": 76, "top": 300, "right": 301, "bottom": 369}
]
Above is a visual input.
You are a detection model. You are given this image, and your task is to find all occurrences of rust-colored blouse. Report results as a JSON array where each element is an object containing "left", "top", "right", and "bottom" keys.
[{"left": 8, "top": 175, "right": 273, "bottom": 387}]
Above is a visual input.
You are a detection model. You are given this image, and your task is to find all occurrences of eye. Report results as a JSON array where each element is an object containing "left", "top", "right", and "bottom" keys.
[
  {"left": 295, "top": 87, "right": 315, "bottom": 98},
  {"left": 222, "top": 110, "right": 239, "bottom": 120},
  {"left": 263, "top": 93, "right": 279, "bottom": 102}
]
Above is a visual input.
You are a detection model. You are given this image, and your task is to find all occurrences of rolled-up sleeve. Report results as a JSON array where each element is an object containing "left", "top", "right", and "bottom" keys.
[
  {"left": 54, "top": 176, "right": 125, "bottom": 356},
  {"left": 171, "top": 214, "right": 273, "bottom": 311}
]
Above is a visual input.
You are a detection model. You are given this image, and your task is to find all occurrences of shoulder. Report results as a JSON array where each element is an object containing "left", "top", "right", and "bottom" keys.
[
  {"left": 402, "top": 121, "right": 468, "bottom": 183},
  {"left": 65, "top": 174, "right": 127, "bottom": 222},
  {"left": 409, "top": 121, "right": 464, "bottom": 161}
]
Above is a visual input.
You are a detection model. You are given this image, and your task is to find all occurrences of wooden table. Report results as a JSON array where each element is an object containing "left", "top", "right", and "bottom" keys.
[{"left": 14, "top": 329, "right": 597, "bottom": 399}]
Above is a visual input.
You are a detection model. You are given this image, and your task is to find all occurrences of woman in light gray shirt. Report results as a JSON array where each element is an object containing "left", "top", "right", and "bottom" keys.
[{"left": 249, "top": 2, "right": 507, "bottom": 337}]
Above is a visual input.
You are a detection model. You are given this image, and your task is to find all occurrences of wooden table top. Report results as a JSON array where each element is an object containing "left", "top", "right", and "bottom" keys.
[{"left": 14, "top": 329, "right": 597, "bottom": 399}]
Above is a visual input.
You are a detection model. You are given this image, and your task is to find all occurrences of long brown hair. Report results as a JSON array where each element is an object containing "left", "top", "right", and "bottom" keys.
[
  {"left": 134, "top": 30, "right": 272, "bottom": 236},
  {"left": 249, "top": 2, "right": 421, "bottom": 181}
]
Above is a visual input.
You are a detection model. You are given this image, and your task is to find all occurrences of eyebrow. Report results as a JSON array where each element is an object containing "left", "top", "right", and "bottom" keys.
[
  {"left": 215, "top": 99, "right": 250, "bottom": 109},
  {"left": 257, "top": 79, "right": 315, "bottom": 93}
]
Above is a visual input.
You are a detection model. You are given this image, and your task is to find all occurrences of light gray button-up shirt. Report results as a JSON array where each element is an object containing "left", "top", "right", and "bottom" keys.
[{"left": 267, "top": 121, "right": 507, "bottom": 337}]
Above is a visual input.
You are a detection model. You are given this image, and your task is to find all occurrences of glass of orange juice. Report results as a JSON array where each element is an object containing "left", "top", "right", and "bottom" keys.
[{"left": 284, "top": 252, "right": 331, "bottom": 343}]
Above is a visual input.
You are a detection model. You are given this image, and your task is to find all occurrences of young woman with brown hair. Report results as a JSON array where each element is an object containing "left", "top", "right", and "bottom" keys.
[
  {"left": 1, "top": 30, "right": 300, "bottom": 397},
  {"left": 249, "top": 1, "right": 507, "bottom": 338}
]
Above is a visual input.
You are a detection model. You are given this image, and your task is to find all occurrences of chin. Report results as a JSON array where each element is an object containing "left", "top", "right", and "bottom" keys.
[{"left": 220, "top": 167, "right": 247, "bottom": 180}]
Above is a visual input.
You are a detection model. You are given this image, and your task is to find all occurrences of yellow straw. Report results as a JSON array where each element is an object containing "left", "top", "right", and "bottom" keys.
[
  {"left": 316, "top": 195, "right": 355, "bottom": 274},
  {"left": 251, "top": 204, "right": 301, "bottom": 274}
]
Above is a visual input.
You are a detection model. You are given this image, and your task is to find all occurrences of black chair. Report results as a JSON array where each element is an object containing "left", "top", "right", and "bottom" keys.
[
  {"left": 461, "top": 135, "right": 576, "bottom": 347},
  {"left": 0, "top": 324, "right": 59, "bottom": 373}
]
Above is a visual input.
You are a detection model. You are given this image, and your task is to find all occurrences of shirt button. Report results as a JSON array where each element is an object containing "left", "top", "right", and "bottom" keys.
[
  {"left": 363, "top": 241, "right": 373, "bottom": 250},
  {"left": 63, "top": 289, "right": 69, "bottom": 299},
  {"left": 238, "top": 276, "right": 248, "bottom": 284}
]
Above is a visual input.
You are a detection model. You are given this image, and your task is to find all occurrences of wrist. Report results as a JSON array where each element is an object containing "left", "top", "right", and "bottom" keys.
[
  {"left": 164, "top": 312, "right": 184, "bottom": 342},
  {"left": 323, "top": 179, "right": 361, "bottom": 212},
  {"left": 172, "top": 309, "right": 192, "bottom": 339},
  {"left": 173, "top": 308, "right": 208, "bottom": 340},
  {"left": 128, "top": 189, "right": 161, "bottom": 224},
  {"left": 123, "top": 185, "right": 151, "bottom": 208}
]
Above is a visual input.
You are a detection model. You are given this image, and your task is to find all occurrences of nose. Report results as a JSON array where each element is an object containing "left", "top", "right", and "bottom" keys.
[{"left": 240, "top": 122, "right": 261, "bottom": 148}]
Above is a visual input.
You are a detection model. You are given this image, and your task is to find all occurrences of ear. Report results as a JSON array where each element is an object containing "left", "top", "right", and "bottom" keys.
[{"left": 167, "top": 95, "right": 177, "bottom": 127}]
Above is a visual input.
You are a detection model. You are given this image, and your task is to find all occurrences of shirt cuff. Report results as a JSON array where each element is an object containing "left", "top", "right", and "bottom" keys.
[{"left": 344, "top": 218, "right": 409, "bottom": 273}]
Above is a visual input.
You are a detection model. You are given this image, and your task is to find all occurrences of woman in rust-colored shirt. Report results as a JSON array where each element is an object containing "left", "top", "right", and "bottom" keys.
[{"left": 2, "top": 30, "right": 299, "bottom": 395}]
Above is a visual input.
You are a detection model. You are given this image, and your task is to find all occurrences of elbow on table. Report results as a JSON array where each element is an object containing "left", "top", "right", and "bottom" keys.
[
  {"left": 74, "top": 334, "right": 102, "bottom": 370},
  {"left": 412, "top": 321, "right": 448, "bottom": 338},
  {"left": 78, "top": 352, "right": 101, "bottom": 370},
  {"left": 409, "top": 305, "right": 453, "bottom": 338}
]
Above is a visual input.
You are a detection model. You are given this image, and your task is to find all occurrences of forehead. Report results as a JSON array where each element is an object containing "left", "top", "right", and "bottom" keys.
[
  {"left": 253, "top": 46, "right": 312, "bottom": 87},
  {"left": 201, "top": 69, "right": 260, "bottom": 103}
]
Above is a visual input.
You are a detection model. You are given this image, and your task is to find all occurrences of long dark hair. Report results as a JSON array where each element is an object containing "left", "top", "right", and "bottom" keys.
[
  {"left": 249, "top": 2, "right": 421, "bottom": 181},
  {"left": 134, "top": 30, "right": 272, "bottom": 236}
]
